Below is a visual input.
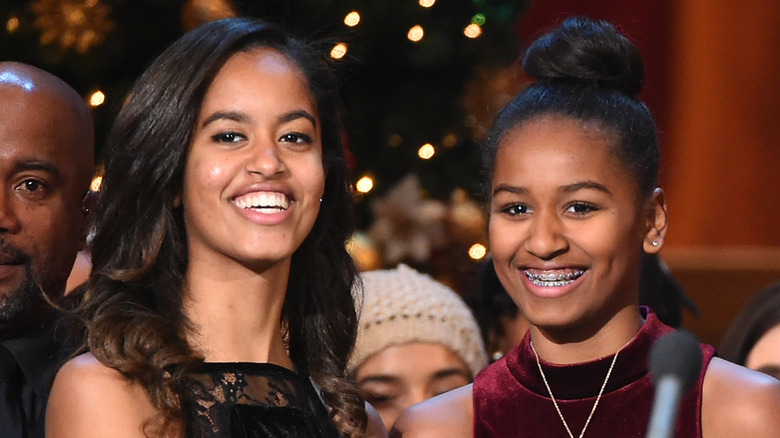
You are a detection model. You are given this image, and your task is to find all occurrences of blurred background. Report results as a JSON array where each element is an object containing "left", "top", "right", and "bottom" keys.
[{"left": 2, "top": 0, "right": 778, "bottom": 346}]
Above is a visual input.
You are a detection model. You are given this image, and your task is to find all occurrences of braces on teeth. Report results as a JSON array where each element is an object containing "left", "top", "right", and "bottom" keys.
[{"left": 525, "top": 270, "right": 584, "bottom": 286}]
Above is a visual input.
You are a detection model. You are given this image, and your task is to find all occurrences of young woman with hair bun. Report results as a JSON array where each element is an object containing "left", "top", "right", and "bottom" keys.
[{"left": 392, "top": 16, "right": 780, "bottom": 438}]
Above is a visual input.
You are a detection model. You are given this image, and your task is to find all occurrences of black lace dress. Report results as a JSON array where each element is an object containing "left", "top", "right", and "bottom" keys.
[{"left": 181, "top": 362, "right": 343, "bottom": 438}]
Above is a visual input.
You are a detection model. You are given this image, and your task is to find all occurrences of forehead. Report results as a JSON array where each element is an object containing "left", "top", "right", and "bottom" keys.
[
  {"left": 201, "top": 48, "right": 315, "bottom": 113},
  {"left": 493, "top": 115, "right": 632, "bottom": 188},
  {"left": 358, "top": 342, "right": 468, "bottom": 378},
  {"left": 0, "top": 86, "right": 84, "bottom": 171}
]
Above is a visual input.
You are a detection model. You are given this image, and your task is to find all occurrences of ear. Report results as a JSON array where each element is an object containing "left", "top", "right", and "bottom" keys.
[
  {"left": 642, "top": 188, "right": 668, "bottom": 254},
  {"left": 172, "top": 193, "right": 182, "bottom": 208},
  {"left": 78, "top": 190, "right": 99, "bottom": 251}
]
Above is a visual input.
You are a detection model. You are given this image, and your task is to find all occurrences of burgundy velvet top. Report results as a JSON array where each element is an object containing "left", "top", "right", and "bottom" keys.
[{"left": 473, "top": 308, "right": 715, "bottom": 437}]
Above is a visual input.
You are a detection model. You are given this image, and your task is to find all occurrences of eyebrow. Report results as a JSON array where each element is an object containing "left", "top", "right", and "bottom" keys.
[
  {"left": 200, "top": 109, "right": 317, "bottom": 129},
  {"left": 357, "top": 375, "right": 400, "bottom": 385},
  {"left": 12, "top": 159, "right": 61, "bottom": 179},
  {"left": 492, "top": 184, "right": 528, "bottom": 197},
  {"left": 279, "top": 110, "right": 317, "bottom": 129},
  {"left": 559, "top": 181, "right": 612, "bottom": 195},
  {"left": 492, "top": 181, "right": 612, "bottom": 197},
  {"left": 431, "top": 367, "right": 472, "bottom": 381},
  {"left": 201, "top": 111, "right": 250, "bottom": 127}
]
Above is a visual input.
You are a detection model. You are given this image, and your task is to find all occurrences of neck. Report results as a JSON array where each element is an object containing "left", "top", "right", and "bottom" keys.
[
  {"left": 530, "top": 305, "right": 643, "bottom": 364},
  {"left": 183, "top": 256, "right": 293, "bottom": 369}
]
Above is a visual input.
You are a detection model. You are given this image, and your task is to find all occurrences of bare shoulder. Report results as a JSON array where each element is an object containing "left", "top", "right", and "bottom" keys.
[
  {"left": 390, "top": 384, "right": 473, "bottom": 438},
  {"left": 702, "top": 357, "right": 780, "bottom": 437},
  {"left": 47, "top": 352, "right": 160, "bottom": 438}
]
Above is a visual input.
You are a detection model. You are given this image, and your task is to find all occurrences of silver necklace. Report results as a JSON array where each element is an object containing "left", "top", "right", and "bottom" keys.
[{"left": 529, "top": 339, "right": 625, "bottom": 438}]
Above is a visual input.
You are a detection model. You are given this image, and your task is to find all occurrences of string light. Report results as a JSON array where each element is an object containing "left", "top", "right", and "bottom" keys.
[
  {"left": 330, "top": 43, "right": 347, "bottom": 60},
  {"left": 471, "top": 13, "right": 486, "bottom": 26},
  {"left": 418, "top": 143, "right": 435, "bottom": 159},
  {"left": 344, "top": 11, "right": 360, "bottom": 27},
  {"left": 90, "top": 175, "right": 102, "bottom": 191},
  {"left": 419, "top": 0, "right": 435, "bottom": 7},
  {"left": 407, "top": 25, "right": 424, "bottom": 42},
  {"left": 88, "top": 90, "right": 105, "bottom": 107},
  {"left": 464, "top": 23, "right": 482, "bottom": 39},
  {"left": 442, "top": 133, "right": 458, "bottom": 148},
  {"left": 356, "top": 175, "right": 374, "bottom": 194},
  {"left": 468, "top": 243, "right": 487, "bottom": 260},
  {"left": 6, "top": 16, "right": 19, "bottom": 33}
]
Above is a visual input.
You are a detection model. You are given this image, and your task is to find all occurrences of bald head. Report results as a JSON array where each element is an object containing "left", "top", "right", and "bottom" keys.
[
  {"left": 0, "top": 62, "right": 95, "bottom": 328},
  {"left": 0, "top": 62, "right": 94, "bottom": 184}
]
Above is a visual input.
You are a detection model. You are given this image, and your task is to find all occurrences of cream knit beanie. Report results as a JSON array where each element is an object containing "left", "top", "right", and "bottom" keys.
[{"left": 349, "top": 264, "right": 488, "bottom": 378}]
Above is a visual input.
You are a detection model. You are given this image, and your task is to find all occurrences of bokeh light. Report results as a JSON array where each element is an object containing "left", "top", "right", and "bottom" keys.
[
  {"left": 330, "top": 43, "right": 348, "bottom": 59},
  {"left": 407, "top": 25, "right": 424, "bottom": 42},
  {"left": 418, "top": 143, "right": 435, "bottom": 159},
  {"left": 468, "top": 243, "right": 487, "bottom": 260},
  {"left": 88, "top": 90, "right": 105, "bottom": 107},
  {"left": 344, "top": 11, "right": 360, "bottom": 27},
  {"left": 356, "top": 175, "right": 374, "bottom": 193}
]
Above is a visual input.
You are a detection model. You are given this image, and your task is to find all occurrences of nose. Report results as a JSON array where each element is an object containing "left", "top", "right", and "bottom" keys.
[
  {"left": 0, "top": 190, "right": 21, "bottom": 234},
  {"left": 246, "top": 140, "right": 286, "bottom": 177},
  {"left": 525, "top": 212, "right": 568, "bottom": 260}
]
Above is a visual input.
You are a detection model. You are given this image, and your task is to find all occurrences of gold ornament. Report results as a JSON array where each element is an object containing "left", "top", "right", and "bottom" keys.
[
  {"left": 448, "top": 188, "right": 487, "bottom": 234},
  {"left": 368, "top": 174, "right": 448, "bottom": 265},
  {"left": 31, "top": 0, "right": 114, "bottom": 54}
]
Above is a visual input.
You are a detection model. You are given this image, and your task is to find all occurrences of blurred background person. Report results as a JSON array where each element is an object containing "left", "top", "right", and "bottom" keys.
[
  {"left": 350, "top": 264, "right": 487, "bottom": 429},
  {"left": 719, "top": 281, "right": 780, "bottom": 379}
]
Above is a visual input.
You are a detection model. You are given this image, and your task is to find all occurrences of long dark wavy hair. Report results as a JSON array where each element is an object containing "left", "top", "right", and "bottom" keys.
[{"left": 76, "top": 17, "right": 365, "bottom": 436}]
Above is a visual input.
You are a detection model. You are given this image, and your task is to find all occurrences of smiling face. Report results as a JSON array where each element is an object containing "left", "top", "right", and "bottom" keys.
[
  {"left": 488, "top": 115, "right": 665, "bottom": 339},
  {"left": 181, "top": 47, "right": 325, "bottom": 275}
]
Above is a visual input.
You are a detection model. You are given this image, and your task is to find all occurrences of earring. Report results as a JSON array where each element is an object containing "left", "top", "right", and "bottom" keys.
[
  {"left": 319, "top": 197, "right": 323, "bottom": 203},
  {"left": 651, "top": 240, "right": 660, "bottom": 247}
]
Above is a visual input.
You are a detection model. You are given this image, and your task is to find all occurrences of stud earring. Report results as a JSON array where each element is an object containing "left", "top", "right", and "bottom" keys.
[
  {"left": 319, "top": 197, "right": 323, "bottom": 203},
  {"left": 651, "top": 240, "right": 660, "bottom": 247}
]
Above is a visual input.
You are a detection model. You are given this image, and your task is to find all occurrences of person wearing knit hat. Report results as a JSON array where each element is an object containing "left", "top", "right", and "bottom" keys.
[{"left": 349, "top": 264, "right": 488, "bottom": 429}]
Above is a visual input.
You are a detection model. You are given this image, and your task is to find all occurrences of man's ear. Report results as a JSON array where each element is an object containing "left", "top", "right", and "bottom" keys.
[
  {"left": 643, "top": 188, "right": 668, "bottom": 254},
  {"left": 79, "top": 190, "right": 98, "bottom": 251}
]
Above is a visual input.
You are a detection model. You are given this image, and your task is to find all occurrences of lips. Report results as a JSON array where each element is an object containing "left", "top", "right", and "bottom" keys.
[
  {"left": 0, "top": 249, "right": 25, "bottom": 266},
  {"left": 524, "top": 268, "right": 585, "bottom": 287},
  {"left": 232, "top": 191, "right": 291, "bottom": 213}
]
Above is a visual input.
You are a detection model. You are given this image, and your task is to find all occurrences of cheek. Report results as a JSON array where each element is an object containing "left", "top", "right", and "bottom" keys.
[
  {"left": 299, "top": 157, "right": 326, "bottom": 198},
  {"left": 184, "top": 156, "right": 229, "bottom": 200},
  {"left": 488, "top": 216, "right": 518, "bottom": 264}
]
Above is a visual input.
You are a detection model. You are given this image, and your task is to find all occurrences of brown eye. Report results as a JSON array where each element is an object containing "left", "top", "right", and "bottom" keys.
[
  {"left": 211, "top": 131, "right": 246, "bottom": 143},
  {"left": 22, "top": 180, "right": 43, "bottom": 191}
]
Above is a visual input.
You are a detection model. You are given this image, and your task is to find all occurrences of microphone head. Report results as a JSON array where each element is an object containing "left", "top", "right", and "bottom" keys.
[{"left": 649, "top": 329, "right": 703, "bottom": 392}]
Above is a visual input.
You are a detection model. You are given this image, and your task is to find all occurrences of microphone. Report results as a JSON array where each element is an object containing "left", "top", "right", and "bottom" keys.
[{"left": 646, "top": 330, "right": 702, "bottom": 438}]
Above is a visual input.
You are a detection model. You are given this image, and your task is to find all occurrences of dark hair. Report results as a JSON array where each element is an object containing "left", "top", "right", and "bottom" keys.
[
  {"left": 77, "top": 17, "right": 364, "bottom": 435},
  {"left": 719, "top": 281, "right": 780, "bottom": 367},
  {"left": 482, "top": 16, "right": 659, "bottom": 199}
]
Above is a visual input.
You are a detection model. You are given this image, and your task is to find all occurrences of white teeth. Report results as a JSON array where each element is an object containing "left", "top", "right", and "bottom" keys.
[
  {"left": 524, "top": 270, "right": 584, "bottom": 287},
  {"left": 233, "top": 192, "right": 290, "bottom": 211}
]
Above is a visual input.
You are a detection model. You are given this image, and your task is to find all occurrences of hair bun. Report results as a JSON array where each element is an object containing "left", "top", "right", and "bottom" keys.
[{"left": 522, "top": 16, "right": 644, "bottom": 97}]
